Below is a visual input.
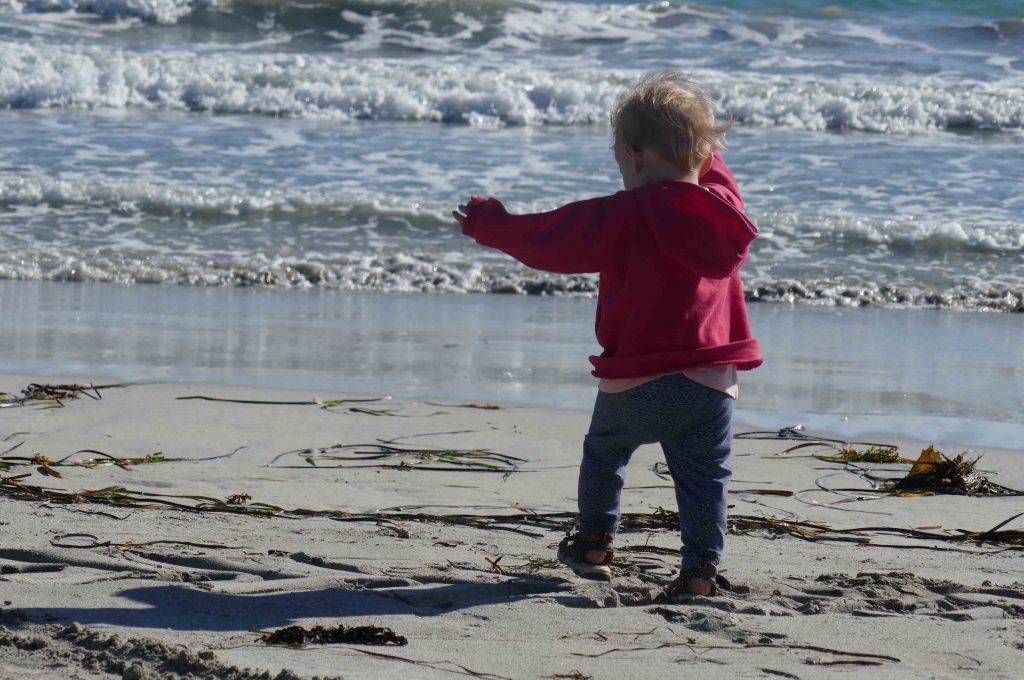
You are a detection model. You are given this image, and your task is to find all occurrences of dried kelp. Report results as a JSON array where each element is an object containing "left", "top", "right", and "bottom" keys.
[
  {"left": 618, "top": 506, "right": 1024, "bottom": 550},
  {"left": 0, "top": 383, "right": 100, "bottom": 409},
  {"left": 0, "top": 447, "right": 242, "bottom": 479},
  {"left": 0, "top": 382, "right": 149, "bottom": 409},
  {"left": 424, "top": 401, "right": 503, "bottom": 410},
  {"left": 749, "top": 428, "right": 1021, "bottom": 497},
  {"left": 0, "top": 475, "right": 286, "bottom": 516},
  {"left": 0, "top": 474, "right": 562, "bottom": 535},
  {"left": 261, "top": 624, "right": 407, "bottom": 648},
  {"left": 777, "top": 442, "right": 911, "bottom": 464},
  {"left": 352, "top": 648, "right": 512, "bottom": 680},
  {"left": 176, "top": 394, "right": 440, "bottom": 417},
  {"left": 885, "top": 446, "right": 1019, "bottom": 496},
  {"left": 570, "top": 639, "right": 899, "bottom": 664},
  {"left": 736, "top": 426, "right": 897, "bottom": 452},
  {"left": 177, "top": 395, "right": 387, "bottom": 408},
  {"left": 0, "top": 450, "right": 166, "bottom": 478},
  {"left": 2, "top": 476, "right": 1022, "bottom": 550},
  {"left": 271, "top": 442, "right": 525, "bottom": 474}
]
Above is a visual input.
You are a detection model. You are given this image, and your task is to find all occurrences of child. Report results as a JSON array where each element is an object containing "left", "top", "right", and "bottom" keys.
[{"left": 453, "top": 70, "right": 762, "bottom": 598}]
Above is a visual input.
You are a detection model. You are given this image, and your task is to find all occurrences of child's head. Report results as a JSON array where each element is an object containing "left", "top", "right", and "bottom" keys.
[{"left": 610, "top": 70, "right": 730, "bottom": 180}]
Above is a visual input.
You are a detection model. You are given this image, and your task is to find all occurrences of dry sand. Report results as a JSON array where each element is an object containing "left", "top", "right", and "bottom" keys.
[{"left": 1, "top": 374, "right": 1022, "bottom": 679}]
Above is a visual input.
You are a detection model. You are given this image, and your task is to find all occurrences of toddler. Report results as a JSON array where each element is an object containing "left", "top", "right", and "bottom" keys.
[{"left": 453, "top": 70, "right": 762, "bottom": 597}]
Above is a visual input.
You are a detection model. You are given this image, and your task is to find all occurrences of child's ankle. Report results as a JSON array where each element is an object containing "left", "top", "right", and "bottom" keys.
[{"left": 583, "top": 549, "right": 608, "bottom": 564}]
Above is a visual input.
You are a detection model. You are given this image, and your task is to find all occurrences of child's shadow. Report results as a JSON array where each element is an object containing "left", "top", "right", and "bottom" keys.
[{"left": 23, "top": 577, "right": 572, "bottom": 633}]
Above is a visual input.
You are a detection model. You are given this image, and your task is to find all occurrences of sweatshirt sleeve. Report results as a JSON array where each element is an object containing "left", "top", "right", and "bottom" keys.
[{"left": 461, "top": 193, "right": 634, "bottom": 274}]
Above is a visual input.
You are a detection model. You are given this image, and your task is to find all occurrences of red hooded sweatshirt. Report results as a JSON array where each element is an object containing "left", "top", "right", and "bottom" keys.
[{"left": 462, "top": 153, "right": 763, "bottom": 379}]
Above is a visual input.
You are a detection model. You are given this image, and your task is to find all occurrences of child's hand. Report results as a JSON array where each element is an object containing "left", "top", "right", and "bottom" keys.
[{"left": 452, "top": 202, "right": 469, "bottom": 228}]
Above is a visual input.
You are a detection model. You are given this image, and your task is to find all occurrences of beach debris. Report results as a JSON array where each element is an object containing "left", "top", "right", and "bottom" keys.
[
  {"left": 0, "top": 447, "right": 243, "bottom": 478},
  {"left": 514, "top": 557, "right": 561, "bottom": 574},
  {"left": 0, "top": 450, "right": 166, "bottom": 477},
  {"left": 745, "top": 427, "right": 1021, "bottom": 497},
  {"left": 620, "top": 506, "right": 1024, "bottom": 550},
  {"left": 260, "top": 624, "right": 407, "bottom": 648},
  {"left": 49, "top": 532, "right": 248, "bottom": 552},
  {"left": 425, "top": 401, "right": 503, "bottom": 410},
  {"left": 351, "top": 648, "right": 512, "bottom": 680},
  {"left": 0, "top": 382, "right": 150, "bottom": 409},
  {"left": 177, "top": 393, "right": 461, "bottom": 417},
  {"left": 0, "top": 383, "right": 102, "bottom": 409},
  {"left": 570, "top": 639, "right": 899, "bottom": 664},
  {"left": 176, "top": 393, "right": 451, "bottom": 417},
  {"left": 2, "top": 475, "right": 1022, "bottom": 551},
  {"left": 737, "top": 427, "right": 898, "bottom": 454},
  {"left": 177, "top": 394, "right": 388, "bottom": 408},
  {"left": 271, "top": 442, "right": 525, "bottom": 474},
  {"left": 777, "top": 442, "right": 911, "bottom": 464},
  {"left": 484, "top": 555, "right": 507, "bottom": 575},
  {"left": 885, "top": 446, "right": 1018, "bottom": 496}
]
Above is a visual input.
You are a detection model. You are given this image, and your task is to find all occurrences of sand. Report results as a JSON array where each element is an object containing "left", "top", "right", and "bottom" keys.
[{"left": 1, "top": 374, "right": 1022, "bottom": 679}]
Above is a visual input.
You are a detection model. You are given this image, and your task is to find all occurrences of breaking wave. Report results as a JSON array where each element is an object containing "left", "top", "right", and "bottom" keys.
[{"left": 2, "top": 42, "right": 1022, "bottom": 133}]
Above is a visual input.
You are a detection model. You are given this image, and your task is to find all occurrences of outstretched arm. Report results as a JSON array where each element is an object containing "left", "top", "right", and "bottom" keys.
[{"left": 456, "top": 193, "right": 635, "bottom": 275}]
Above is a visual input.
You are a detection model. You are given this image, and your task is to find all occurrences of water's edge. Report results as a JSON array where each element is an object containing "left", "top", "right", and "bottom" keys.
[{"left": 2, "top": 281, "right": 1020, "bottom": 449}]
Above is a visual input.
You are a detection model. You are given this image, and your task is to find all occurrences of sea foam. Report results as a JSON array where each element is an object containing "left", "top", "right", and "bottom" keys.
[{"left": 2, "top": 42, "right": 1022, "bottom": 134}]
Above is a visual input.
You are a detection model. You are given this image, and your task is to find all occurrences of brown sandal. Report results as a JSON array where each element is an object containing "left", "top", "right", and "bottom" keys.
[
  {"left": 666, "top": 561, "right": 720, "bottom": 600},
  {"left": 557, "top": 532, "right": 614, "bottom": 581}
]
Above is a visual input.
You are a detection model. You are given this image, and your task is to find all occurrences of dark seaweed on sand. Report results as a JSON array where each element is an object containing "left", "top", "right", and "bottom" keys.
[
  {"left": 0, "top": 382, "right": 144, "bottom": 409},
  {"left": 886, "top": 447, "right": 1018, "bottom": 496},
  {"left": 739, "top": 428, "right": 1022, "bottom": 497},
  {"left": 261, "top": 624, "right": 407, "bottom": 648},
  {"left": 2, "top": 475, "right": 1022, "bottom": 551},
  {"left": 272, "top": 442, "right": 525, "bottom": 474},
  {"left": 0, "top": 383, "right": 100, "bottom": 409}
]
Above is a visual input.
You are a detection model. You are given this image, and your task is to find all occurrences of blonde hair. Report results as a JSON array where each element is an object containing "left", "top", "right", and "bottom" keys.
[{"left": 610, "top": 70, "right": 731, "bottom": 172}]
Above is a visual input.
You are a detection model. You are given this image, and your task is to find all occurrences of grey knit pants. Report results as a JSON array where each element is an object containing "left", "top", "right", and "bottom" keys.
[{"left": 576, "top": 373, "right": 734, "bottom": 573}]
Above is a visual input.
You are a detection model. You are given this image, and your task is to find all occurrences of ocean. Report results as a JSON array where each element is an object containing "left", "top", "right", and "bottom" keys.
[{"left": 1, "top": 1, "right": 1023, "bottom": 446}]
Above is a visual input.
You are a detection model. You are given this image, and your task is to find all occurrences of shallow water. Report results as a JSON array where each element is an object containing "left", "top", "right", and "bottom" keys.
[{"left": 2, "top": 281, "right": 1021, "bottom": 448}]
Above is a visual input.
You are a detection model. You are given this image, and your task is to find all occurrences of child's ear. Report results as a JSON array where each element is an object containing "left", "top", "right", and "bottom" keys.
[
  {"left": 625, "top": 144, "right": 644, "bottom": 173},
  {"left": 697, "top": 154, "right": 714, "bottom": 178}
]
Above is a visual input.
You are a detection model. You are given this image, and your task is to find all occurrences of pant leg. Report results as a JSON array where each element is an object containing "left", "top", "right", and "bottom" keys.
[
  {"left": 576, "top": 390, "right": 643, "bottom": 538},
  {"left": 660, "top": 390, "right": 734, "bottom": 573}
]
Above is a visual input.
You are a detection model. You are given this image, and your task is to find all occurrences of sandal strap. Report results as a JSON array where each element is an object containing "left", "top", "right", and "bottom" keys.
[
  {"left": 562, "top": 532, "right": 615, "bottom": 563},
  {"left": 681, "top": 561, "right": 717, "bottom": 580},
  {"left": 668, "top": 561, "right": 719, "bottom": 597}
]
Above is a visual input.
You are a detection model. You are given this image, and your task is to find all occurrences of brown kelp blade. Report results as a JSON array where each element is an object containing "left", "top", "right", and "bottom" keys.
[
  {"left": 3, "top": 476, "right": 1022, "bottom": 550},
  {"left": 275, "top": 442, "right": 525, "bottom": 474},
  {"left": 0, "top": 381, "right": 142, "bottom": 408},
  {"left": 887, "top": 447, "right": 1019, "bottom": 496}
]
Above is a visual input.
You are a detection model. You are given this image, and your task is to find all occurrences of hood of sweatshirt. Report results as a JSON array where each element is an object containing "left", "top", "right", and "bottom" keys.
[{"left": 633, "top": 180, "right": 759, "bottom": 280}]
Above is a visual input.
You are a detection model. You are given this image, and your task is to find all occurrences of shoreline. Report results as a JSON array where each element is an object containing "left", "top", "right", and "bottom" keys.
[
  {"left": 2, "top": 376, "right": 1022, "bottom": 679},
  {"left": 2, "top": 280, "right": 1023, "bottom": 449}
]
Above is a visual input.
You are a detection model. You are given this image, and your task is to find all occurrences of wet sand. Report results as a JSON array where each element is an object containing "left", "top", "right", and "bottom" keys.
[
  {"left": 2, "top": 282, "right": 1023, "bottom": 448},
  {"left": 1, "top": 376, "right": 1022, "bottom": 679}
]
